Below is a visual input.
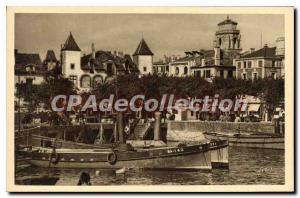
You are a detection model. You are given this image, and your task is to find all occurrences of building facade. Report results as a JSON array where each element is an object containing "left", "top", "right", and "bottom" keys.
[
  {"left": 154, "top": 16, "right": 239, "bottom": 80},
  {"left": 234, "top": 37, "right": 285, "bottom": 80},
  {"left": 14, "top": 49, "right": 48, "bottom": 85},
  {"left": 61, "top": 33, "right": 139, "bottom": 91}
]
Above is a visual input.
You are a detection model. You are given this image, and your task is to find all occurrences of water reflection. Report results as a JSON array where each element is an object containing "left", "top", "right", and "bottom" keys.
[{"left": 16, "top": 147, "right": 284, "bottom": 185}]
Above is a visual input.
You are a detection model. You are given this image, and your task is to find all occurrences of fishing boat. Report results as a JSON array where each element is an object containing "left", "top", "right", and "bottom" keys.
[
  {"left": 16, "top": 112, "right": 229, "bottom": 170},
  {"left": 18, "top": 141, "right": 212, "bottom": 170},
  {"left": 203, "top": 131, "right": 284, "bottom": 150}
]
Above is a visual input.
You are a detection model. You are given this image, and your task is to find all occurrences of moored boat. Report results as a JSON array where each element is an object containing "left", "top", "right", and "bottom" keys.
[
  {"left": 16, "top": 112, "right": 226, "bottom": 170},
  {"left": 203, "top": 132, "right": 284, "bottom": 150},
  {"left": 18, "top": 142, "right": 212, "bottom": 170},
  {"left": 209, "top": 139, "right": 229, "bottom": 168}
]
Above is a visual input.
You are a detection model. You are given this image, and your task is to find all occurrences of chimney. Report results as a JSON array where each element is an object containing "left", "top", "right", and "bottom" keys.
[
  {"left": 118, "top": 51, "right": 123, "bottom": 58},
  {"left": 113, "top": 50, "right": 117, "bottom": 57},
  {"left": 91, "top": 43, "right": 95, "bottom": 59},
  {"left": 171, "top": 55, "right": 176, "bottom": 62},
  {"left": 250, "top": 48, "right": 255, "bottom": 53},
  {"left": 264, "top": 44, "right": 268, "bottom": 48},
  {"left": 214, "top": 47, "right": 221, "bottom": 66}
]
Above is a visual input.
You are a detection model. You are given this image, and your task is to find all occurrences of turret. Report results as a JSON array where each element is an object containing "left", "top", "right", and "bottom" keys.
[
  {"left": 132, "top": 38, "right": 154, "bottom": 75},
  {"left": 214, "top": 16, "right": 242, "bottom": 52},
  {"left": 61, "top": 32, "right": 81, "bottom": 86}
]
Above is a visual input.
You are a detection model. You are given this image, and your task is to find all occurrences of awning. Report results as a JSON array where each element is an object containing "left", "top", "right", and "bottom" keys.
[{"left": 248, "top": 104, "right": 260, "bottom": 112}]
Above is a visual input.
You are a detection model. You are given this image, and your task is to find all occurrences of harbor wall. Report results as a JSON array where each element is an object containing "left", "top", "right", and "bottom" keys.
[{"left": 167, "top": 121, "right": 274, "bottom": 142}]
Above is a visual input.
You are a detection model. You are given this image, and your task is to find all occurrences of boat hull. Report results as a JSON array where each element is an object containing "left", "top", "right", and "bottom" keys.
[
  {"left": 209, "top": 140, "right": 229, "bottom": 169},
  {"left": 19, "top": 144, "right": 212, "bottom": 170},
  {"left": 204, "top": 132, "right": 284, "bottom": 150}
]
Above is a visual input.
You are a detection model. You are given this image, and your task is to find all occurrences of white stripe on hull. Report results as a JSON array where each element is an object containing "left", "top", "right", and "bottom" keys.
[{"left": 28, "top": 150, "right": 212, "bottom": 170}]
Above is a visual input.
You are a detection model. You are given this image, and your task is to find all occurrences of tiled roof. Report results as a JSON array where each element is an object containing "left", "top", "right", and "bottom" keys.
[
  {"left": 81, "top": 53, "right": 105, "bottom": 71},
  {"left": 218, "top": 16, "right": 238, "bottom": 26},
  {"left": 124, "top": 54, "right": 139, "bottom": 72},
  {"left": 61, "top": 32, "right": 81, "bottom": 51},
  {"left": 15, "top": 51, "right": 46, "bottom": 74},
  {"left": 15, "top": 52, "right": 41, "bottom": 66},
  {"left": 175, "top": 56, "right": 196, "bottom": 62},
  {"left": 133, "top": 38, "right": 153, "bottom": 56},
  {"left": 153, "top": 60, "right": 167, "bottom": 65},
  {"left": 81, "top": 51, "right": 139, "bottom": 73},
  {"left": 241, "top": 46, "right": 276, "bottom": 59},
  {"left": 44, "top": 50, "right": 57, "bottom": 62}
]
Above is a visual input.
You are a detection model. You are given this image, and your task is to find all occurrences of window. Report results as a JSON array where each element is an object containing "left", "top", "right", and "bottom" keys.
[
  {"left": 107, "top": 63, "right": 113, "bottom": 76},
  {"left": 26, "top": 78, "right": 33, "bottom": 85},
  {"left": 237, "top": 62, "right": 241, "bottom": 69},
  {"left": 253, "top": 73, "right": 258, "bottom": 80},
  {"left": 143, "top": 67, "right": 147, "bottom": 72},
  {"left": 70, "top": 63, "right": 75, "bottom": 70},
  {"left": 242, "top": 73, "right": 247, "bottom": 80},
  {"left": 69, "top": 75, "right": 77, "bottom": 86},
  {"left": 194, "top": 71, "right": 201, "bottom": 77},
  {"left": 184, "top": 67, "right": 188, "bottom": 75},
  {"left": 166, "top": 66, "right": 169, "bottom": 72},
  {"left": 258, "top": 60, "right": 263, "bottom": 67},
  {"left": 228, "top": 70, "right": 233, "bottom": 78},
  {"left": 206, "top": 70, "right": 211, "bottom": 78},
  {"left": 81, "top": 75, "right": 91, "bottom": 88},
  {"left": 243, "top": 61, "right": 247, "bottom": 68},
  {"left": 271, "top": 73, "right": 276, "bottom": 79},
  {"left": 175, "top": 67, "right": 179, "bottom": 75},
  {"left": 247, "top": 61, "right": 252, "bottom": 68},
  {"left": 276, "top": 61, "right": 281, "bottom": 67},
  {"left": 220, "top": 70, "right": 224, "bottom": 78},
  {"left": 272, "top": 60, "right": 275, "bottom": 67}
]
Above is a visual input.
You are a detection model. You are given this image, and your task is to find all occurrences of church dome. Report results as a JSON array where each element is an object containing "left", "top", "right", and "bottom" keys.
[{"left": 218, "top": 16, "right": 238, "bottom": 26}]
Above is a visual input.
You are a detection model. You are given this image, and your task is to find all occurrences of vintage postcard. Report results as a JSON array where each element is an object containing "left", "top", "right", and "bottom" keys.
[{"left": 7, "top": 7, "right": 294, "bottom": 192}]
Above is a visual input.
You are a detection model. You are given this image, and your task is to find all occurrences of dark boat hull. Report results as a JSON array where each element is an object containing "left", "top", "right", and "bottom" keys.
[
  {"left": 204, "top": 132, "right": 284, "bottom": 150},
  {"left": 19, "top": 143, "right": 212, "bottom": 170}
]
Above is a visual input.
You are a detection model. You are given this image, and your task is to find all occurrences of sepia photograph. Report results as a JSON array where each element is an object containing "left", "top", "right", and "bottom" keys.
[{"left": 6, "top": 7, "right": 294, "bottom": 192}]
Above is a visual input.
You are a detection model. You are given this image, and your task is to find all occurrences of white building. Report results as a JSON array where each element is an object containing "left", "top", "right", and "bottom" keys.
[
  {"left": 14, "top": 49, "right": 47, "bottom": 85},
  {"left": 133, "top": 38, "right": 154, "bottom": 75},
  {"left": 61, "top": 32, "right": 139, "bottom": 91},
  {"left": 152, "top": 16, "right": 240, "bottom": 80},
  {"left": 234, "top": 37, "right": 285, "bottom": 80}
]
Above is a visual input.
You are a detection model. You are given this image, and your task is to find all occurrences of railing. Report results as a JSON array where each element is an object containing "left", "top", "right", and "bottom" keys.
[{"left": 15, "top": 126, "right": 41, "bottom": 139}]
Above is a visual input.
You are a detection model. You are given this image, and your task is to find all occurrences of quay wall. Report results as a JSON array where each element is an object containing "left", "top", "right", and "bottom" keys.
[{"left": 167, "top": 121, "right": 274, "bottom": 142}]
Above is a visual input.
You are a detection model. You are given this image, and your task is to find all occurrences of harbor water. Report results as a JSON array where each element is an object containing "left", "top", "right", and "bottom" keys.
[{"left": 16, "top": 147, "right": 284, "bottom": 185}]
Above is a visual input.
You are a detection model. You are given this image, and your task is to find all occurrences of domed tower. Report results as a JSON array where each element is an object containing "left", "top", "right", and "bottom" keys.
[{"left": 214, "top": 16, "right": 242, "bottom": 52}]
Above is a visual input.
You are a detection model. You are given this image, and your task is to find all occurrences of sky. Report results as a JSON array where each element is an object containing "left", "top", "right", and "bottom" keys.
[{"left": 15, "top": 14, "right": 284, "bottom": 61}]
